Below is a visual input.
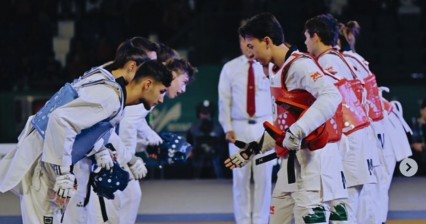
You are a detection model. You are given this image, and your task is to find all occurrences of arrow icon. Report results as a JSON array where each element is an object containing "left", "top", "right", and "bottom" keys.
[
  {"left": 400, "top": 158, "right": 418, "bottom": 177},
  {"left": 406, "top": 163, "right": 412, "bottom": 172}
]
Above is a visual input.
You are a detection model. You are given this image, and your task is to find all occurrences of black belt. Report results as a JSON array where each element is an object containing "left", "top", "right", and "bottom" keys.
[{"left": 248, "top": 119, "right": 257, "bottom": 124}]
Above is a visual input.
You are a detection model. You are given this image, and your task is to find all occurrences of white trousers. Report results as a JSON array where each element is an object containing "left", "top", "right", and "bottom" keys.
[
  {"left": 90, "top": 178, "right": 141, "bottom": 224},
  {"left": 358, "top": 181, "right": 380, "bottom": 223},
  {"left": 20, "top": 159, "right": 63, "bottom": 224},
  {"left": 230, "top": 118, "right": 274, "bottom": 224},
  {"left": 62, "top": 158, "right": 93, "bottom": 224},
  {"left": 340, "top": 129, "right": 376, "bottom": 188},
  {"left": 270, "top": 192, "right": 295, "bottom": 224},
  {"left": 285, "top": 142, "right": 349, "bottom": 224},
  {"left": 270, "top": 157, "right": 297, "bottom": 224},
  {"left": 377, "top": 149, "right": 396, "bottom": 223},
  {"left": 293, "top": 191, "right": 348, "bottom": 224},
  {"left": 230, "top": 143, "right": 274, "bottom": 224},
  {"left": 346, "top": 185, "right": 362, "bottom": 224}
]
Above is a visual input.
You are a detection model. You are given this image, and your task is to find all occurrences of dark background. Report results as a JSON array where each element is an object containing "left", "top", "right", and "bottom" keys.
[
  {"left": 0, "top": 0, "right": 425, "bottom": 178},
  {"left": 0, "top": 0, "right": 425, "bottom": 90},
  {"left": 1, "top": 0, "right": 425, "bottom": 137}
]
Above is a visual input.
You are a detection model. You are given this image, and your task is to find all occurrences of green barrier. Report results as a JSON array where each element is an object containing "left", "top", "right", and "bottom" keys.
[
  {"left": 381, "top": 85, "right": 426, "bottom": 124},
  {"left": 0, "top": 91, "right": 51, "bottom": 142}
]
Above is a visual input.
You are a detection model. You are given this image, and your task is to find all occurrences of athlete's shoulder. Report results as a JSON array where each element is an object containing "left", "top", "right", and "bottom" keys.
[{"left": 290, "top": 53, "right": 317, "bottom": 69}]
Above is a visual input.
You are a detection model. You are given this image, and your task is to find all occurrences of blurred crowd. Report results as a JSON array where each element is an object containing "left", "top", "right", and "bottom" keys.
[{"left": 0, "top": 0, "right": 425, "bottom": 92}]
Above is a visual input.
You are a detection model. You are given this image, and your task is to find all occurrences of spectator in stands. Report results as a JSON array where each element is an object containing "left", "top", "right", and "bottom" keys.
[
  {"left": 398, "top": 0, "right": 421, "bottom": 15},
  {"left": 187, "top": 100, "right": 226, "bottom": 179}
]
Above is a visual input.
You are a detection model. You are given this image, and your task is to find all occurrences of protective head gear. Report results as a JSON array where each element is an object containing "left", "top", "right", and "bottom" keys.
[
  {"left": 146, "top": 132, "right": 192, "bottom": 165},
  {"left": 91, "top": 161, "right": 130, "bottom": 199}
]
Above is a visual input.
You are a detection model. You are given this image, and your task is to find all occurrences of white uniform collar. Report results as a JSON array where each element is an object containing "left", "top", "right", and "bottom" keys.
[{"left": 241, "top": 55, "right": 255, "bottom": 64}]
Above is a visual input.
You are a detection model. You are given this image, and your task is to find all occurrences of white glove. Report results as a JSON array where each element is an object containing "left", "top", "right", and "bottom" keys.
[
  {"left": 52, "top": 166, "right": 75, "bottom": 199},
  {"left": 128, "top": 156, "right": 148, "bottom": 179},
  {"left": 95, "top": 148, "right": 114, "bottom": 170},
  {"left": 282, "top": 127, "right": 302, "bottom": 151},
  {"left": 139, "top": 127, "right": 163, "bottom": 146},
  {"left": 225, "top": 152, "right": 250, "bottom": 169},
  {"left": 224, "top": 141, "right": 259, "bottom": 169}
]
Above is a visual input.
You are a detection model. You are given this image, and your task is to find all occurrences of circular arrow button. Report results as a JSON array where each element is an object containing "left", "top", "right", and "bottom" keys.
[{"left": 399, "top": 158, "right": 418, "bottom": 177}]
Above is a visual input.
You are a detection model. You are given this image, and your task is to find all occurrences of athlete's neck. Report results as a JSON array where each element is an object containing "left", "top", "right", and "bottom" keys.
[
  {"left": 272, "top": 44, "right": 289, "bottom": 68},
  {"left": 314, "top": 45, "right": 333, "bottom": 59},
  {"left": 112, "top": 68, "right": 133, "bottom": 83}
]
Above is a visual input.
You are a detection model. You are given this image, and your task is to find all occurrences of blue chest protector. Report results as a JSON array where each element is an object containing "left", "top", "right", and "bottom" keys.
[{"left": 31, "top": 67, "right": 124, "bottom": 164}]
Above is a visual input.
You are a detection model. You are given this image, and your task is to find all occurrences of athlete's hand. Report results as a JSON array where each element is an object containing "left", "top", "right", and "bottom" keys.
[
  {"left": 225, "top": 131, "right": 236, "bottom": 143},
  {"left": 282, "top": 128, "right": 302, "bottom": 151},
  {"left": 139, "top": 128, "right": 163, "bottom": 146},
  {"left": 53, "top": 165, "right": 75, "bottom": 199},
  {"left": 53, "top": 173, "right": 75, "bottom": 198},
  {"left": 128, "top": 156, "right": 148, "bottom": 180},
  {"left": 224, "top": 140, "right": 260, "bottom": 169},
  {"left": 95, "top": 149, "right": 114, "bottom": 170}
]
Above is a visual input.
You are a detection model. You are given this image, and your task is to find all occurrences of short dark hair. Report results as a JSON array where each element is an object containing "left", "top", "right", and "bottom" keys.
[
  {"left": 338, "top": 23, "right": 351, "bottom": 51},
  {"left": 346, "top": 21, "right": 361, "bottom": 39},
  {"left": 106, "top": 37, "right": 158, "bottom": 71},
  {"left": 164, "top": 58, "right": 197, "bottom": 82},
  {"left": 156, "top": 42, "right": 180, "bottom": 64},
  {"left": 338, "top": 20, "right": 362, "bottom": 51},
  {"left": 133, "top": 60, "right": 173, "bottom": 87},
  {"left": 130, "top": 36, "right": 159, "bottom": 52},
  {"left": 305, "top": 14, "right": 339, "bottom": 46},
  {"left": 238, "top": 12, "right": 285, "bottom": 45}
]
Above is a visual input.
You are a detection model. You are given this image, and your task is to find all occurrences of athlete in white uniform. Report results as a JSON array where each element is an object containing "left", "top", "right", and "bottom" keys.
[
  {"left": 92, "top": 57, "right": 195, "bottom": 224},
  {"left": 304, "top": 14, "right": 378, "bottom": 223},
  {"left": 218, "top": 34, "right": 274, "bottom": 224},
  {"left": 337, "top": 21, "right": 384, "bottom": 223},
  {"left": 377, "top": 97, "right": 412, "bottom": 223},
  {"left": 0, "top": 53, "right": 172, "bottom": 224},
  {"left": 227, "top": 13, "right": 348, "bottom": 224},
  {"left": 268, "top": 54, "right": 297, "bottom": 224},
  {"left": 58, "top": 37, "right": 163, "bottom": 224},
  {"left": 339, "top": 21, "right": 412, "bottom": 223},
  {"left": 66, "top": 41, "right": 186, "bottom": 224}
]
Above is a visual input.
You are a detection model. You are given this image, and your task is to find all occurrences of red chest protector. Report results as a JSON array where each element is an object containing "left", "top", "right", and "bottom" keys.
[
  {"left": 349, "top": 79, "right": 364, "bottom": 104},
  {"left": 382, "top": 99, "right": 394, "bottom": 115},
  {"left": 343, "top": 53, "right": 384, "bottom": 122},
  {"left": 319, "top": 50, "right": 370, "bottom": 135},
  {"left": 335, "top": 79, "right": 370, "bottom": 134},
  {"left": 364, "top": 75, "right": 384, "bottom": 121},
  {"left": 324, "top": 103, "right": 343, "bottom": 142},
  {"left": 268, "top": 53, "right": 332, "bottom": 156}
]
